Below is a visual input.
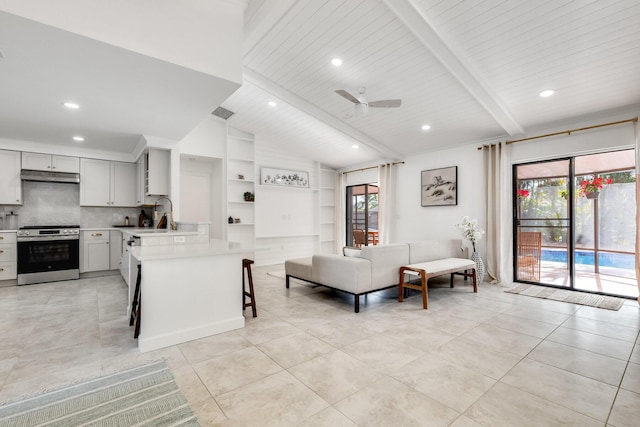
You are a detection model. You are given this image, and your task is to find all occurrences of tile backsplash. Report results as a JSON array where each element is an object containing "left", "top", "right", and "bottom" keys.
[{"left": 1, "top": 181, "right": 140, "bottom": 229}]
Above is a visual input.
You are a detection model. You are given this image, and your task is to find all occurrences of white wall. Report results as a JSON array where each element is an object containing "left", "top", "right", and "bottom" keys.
[
  {"left": 254, "top": 137, "right": 319, "bottom": 265},
  {"left": 392, "top": 144, "right": 485, "bottom": 254}
]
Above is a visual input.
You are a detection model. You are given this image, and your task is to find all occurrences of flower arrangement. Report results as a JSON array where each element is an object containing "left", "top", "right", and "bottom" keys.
[
  {"left": 579, "top": 176, "right": 612, "bottom": 198},
  {"left": 455, "top": 216, "right": 485, "bottom": 253},
  {"left": 517, "top": 189, "right": 530, "bottom": 199}
]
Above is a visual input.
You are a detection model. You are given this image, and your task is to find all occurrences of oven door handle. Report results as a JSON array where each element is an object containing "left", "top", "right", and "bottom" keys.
[{"left": 18, "top": 236, "right": 80, "bottom": 242}]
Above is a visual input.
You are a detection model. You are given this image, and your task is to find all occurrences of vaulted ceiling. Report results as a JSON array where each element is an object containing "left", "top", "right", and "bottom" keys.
[
  {"left": 0, "top": 1, "right": 639, "bottom": 170},
  {"left": 222, "top": 0, "right": 640, "bottom": 169}
]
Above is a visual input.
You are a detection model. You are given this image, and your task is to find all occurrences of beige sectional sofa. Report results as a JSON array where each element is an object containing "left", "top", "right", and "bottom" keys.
[{"left": 284, "top": 239, "right": 473, "bottom": 312}]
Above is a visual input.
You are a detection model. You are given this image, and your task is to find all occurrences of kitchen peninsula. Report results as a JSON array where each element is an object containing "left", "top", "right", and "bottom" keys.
[{"left": 122, "top": 226, "right": 249, "bottom": 353}]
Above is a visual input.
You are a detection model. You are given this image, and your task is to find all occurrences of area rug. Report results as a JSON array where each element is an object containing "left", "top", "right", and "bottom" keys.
[
  {"left": 506, "top": 284, "right": 625, "bottom": 311},
  {"left": 0, "top": 360, "right": 199, "bottom": 426}
]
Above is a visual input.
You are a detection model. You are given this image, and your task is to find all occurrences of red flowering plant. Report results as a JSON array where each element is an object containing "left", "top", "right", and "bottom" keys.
[
  {"left": 579, "top": 176, "right": 612, "bottom": 198},
  {"left": 517, "top": 189, "right": 530, "bottom": 199}
]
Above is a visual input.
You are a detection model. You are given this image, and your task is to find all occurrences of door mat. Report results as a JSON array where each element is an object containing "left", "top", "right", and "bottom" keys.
[
  {"left": 505, "top": 284, "right": 624, "bottom": 311},
  {"left": 0, "top": 360, "right": 199, "bottom": 426}
]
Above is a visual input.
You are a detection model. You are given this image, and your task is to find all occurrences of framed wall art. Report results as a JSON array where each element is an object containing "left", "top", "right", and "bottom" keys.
[
  {"left": 421, "top": 166, "right": 457, "bottom": 206},
  {"left": 260, "top": 167, "right": 309, "bottom": 188}
]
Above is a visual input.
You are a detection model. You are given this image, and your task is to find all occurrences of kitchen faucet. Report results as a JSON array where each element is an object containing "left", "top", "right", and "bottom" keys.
[{"left": 154, "top": 197, "right": 177, "bottom": 230}]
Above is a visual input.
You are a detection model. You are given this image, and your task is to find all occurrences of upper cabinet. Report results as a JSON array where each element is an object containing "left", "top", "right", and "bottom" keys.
[
  {"left": 0, "top": 150, "right": 22, "bottom": 205},
  {"left": 80, "top": 158, "right": 136, "bottom": 207},
  {"left": 22, "top": 152, "right": 79, "bottom": 173},
  {"left": 136, "top": 149, "right": 169, "bottom": 205}
]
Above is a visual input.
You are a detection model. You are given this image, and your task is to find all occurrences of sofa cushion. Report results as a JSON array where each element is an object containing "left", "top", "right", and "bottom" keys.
[
  {"left": 312, "top": 254, "right": 372, "bottom": 294},
  {"left": 359, "top": 243, "right": 410, "bottom": 288},
  {"left": 343, "top": 246, "right": 362, "bottom": 257},
  {"left": 285, "top": 257, "right": 313, "bottom": 282},
  {"left": 409, "top": 240, "right": 464, "bottom": 264}
]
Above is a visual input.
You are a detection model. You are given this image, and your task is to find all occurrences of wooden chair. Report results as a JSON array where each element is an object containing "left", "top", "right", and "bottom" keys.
[
  {"left": 129, "top": 264, "right": 142, "bottom": 338},
  {"left": 242, "top": 258, "right": 257, "bottom": 317},
  {"left": 353, "top": 229, "right": 366, "bottom": 248},
  {"left": 517, "top": 231, "right": 542, "bottom": 281}
]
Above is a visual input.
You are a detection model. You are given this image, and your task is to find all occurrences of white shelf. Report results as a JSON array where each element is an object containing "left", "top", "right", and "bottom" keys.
[
  {"left": 228, "top": 223, "right": 254, "bottom": 226},
  {"left": 228, "top": 201, "right": 255, "bottom": 205},
  {"left": 228, "top": 178, "right": 254, "bottom": 183},
  {"left": 259, "top": 185, "right": 319, "bottom": 192},
  {"left": 228, "top": 157, "right": 254, "bottom": 163},
  {"left": 256, "top": 233, "right": 320, "bottom": 239}
]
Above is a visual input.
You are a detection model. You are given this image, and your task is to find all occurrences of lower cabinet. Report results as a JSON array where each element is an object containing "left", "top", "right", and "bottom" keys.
[
  {"left": 0, "top": 231, "right": 17, "bottom": 280},
  {"left": 81, "top": 230, "right": 110, "bottom": 273}
]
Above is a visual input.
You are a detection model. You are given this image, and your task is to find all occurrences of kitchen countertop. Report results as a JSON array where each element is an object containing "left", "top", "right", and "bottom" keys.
[{"left": 130, "top": 239, "right": 249, "bottom": 261}]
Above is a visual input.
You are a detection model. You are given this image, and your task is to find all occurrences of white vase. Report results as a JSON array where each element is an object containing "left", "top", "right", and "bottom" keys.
[{"left": 471, "top": 252, "right": 485, "bottom": 284}]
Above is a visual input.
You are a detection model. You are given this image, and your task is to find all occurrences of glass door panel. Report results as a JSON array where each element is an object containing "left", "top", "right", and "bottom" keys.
[
  {"left": 346, "top": 184, "right": 379, "bottom": 247},
  {"left": 515, "top": 159, "right": 571, "bottom": 286}
]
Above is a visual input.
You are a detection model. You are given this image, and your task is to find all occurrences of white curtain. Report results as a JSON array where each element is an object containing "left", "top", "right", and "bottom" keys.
[
  {"left": 635, "top": 119, "right": 640, "bottom": 304},
  {"left": 334, "top": 171, "right": 346, "bottom": 253},
  {"left": 484, "top": 142, "right": 513, "bottom": 285},
  {"left": 378, "top": 163, "right": 397, "bottom": 245}
]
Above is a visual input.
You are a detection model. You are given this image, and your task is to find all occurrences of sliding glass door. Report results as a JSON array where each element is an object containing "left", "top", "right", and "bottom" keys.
[
  {"left": 514, "top": 149, "right": 637, "bottom": 298},
  {"left": 346, "top": 184, "right": 379, "bottom": 247}
]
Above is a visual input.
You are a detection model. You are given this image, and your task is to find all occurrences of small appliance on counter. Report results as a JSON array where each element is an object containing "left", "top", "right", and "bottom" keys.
[{"left": 1, "top": 212, "right": 18, "bottom": 230}]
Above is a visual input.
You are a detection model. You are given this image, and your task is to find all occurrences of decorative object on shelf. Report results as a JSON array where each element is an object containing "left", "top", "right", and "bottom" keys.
[
  {"left": 579, "top": 176, "right": 612, "bottom": 199},
  {"left": 228, "top": 216, "right": 234, "bottom": 224},
  {"left": 238, "top": 174, "right": 245, "bottom": 180},
  {"left": 243, "top": 191, "right": 255, "bottom": 202},
  {"left": 455, "top": 216, "right": 485, "bottom": 283},
  {"left": 421, "top": 166, "right": 457, "bottom": 206},
  {"left": 235, "top": 218, "right": 241, "bottom": 224},
  {"left": 261, "top": 167, "right": 309, "bottom": 188}
]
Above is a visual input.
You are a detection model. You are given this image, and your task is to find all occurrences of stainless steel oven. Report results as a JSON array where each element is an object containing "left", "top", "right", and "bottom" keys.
[{"left": 17, "top": 225, "right": 80, "bottom": 285}]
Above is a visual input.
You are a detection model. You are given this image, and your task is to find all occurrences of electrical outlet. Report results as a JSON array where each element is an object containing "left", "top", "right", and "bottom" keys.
[{"left": 174, "top": 236, "right": 186, "bottom": 243}]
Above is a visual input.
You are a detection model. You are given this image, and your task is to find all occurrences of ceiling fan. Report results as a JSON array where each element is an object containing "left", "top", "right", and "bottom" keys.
[{"left": 335, "top": 87, "right": 401, "bottom": 118}]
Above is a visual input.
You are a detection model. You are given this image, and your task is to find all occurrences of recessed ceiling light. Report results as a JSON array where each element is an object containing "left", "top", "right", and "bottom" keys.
[
  {"left": 63, "top": 102, "right": 80, "bottom": 110},
  {"left": 267, "top": 101, "right": 277, "bottom": 107},
  {"left": 352, "top": 144, "right": 359, "bottom": 149},
  {"left": 73, "top": 136, "right": 84, "bottom": 142},
  {"left": 421, "top": 124, "right": 431, "bottom": 131},
  {"left": 539, "top": 89, "right": 554, "bottom": 98},
  {"left": 331, "top": 58, "right": 342, "bottom": 67}
]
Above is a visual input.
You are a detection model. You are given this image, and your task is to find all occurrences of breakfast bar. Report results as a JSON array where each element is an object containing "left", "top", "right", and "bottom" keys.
[{"left": 130, "top": 239, "right": 248, "bottom": 352}]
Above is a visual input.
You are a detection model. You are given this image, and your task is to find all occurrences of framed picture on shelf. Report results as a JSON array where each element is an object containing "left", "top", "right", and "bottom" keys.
[
  {"left": 421, "top": 166, "right": 457, "bottom": 206},
  {"left": 260, "top": 167, "right": 309, "bottom": 188}
]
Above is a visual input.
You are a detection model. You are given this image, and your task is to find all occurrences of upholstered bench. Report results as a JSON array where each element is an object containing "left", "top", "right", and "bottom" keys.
[
  {"left": 398, "top": 258, "right": 477, "bottom": 309},
  {"left": 284, "top": 257, "right": 313, "bottom": 288}
]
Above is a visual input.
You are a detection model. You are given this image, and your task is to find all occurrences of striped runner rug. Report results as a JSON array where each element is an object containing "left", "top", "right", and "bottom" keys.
[
  {"left": 506, "top": 284, "right": 625, "bottom": 310},
  {"left": 0, "top": 360, "right": 199, "bottom": 426}
]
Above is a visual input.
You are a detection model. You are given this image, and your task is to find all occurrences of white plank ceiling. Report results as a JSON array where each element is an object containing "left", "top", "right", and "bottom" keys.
[
  {"left": 224, "top": 0, "right": 640, "bottom": 169},
  {"left": 0, "top": 1, "right": 638, "bottom": 169}
]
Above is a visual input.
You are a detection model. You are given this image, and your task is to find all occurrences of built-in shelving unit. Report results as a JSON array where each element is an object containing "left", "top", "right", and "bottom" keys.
[
  {"left": 319, "top": 168, "right": 337, "bottom": 254},
  {"left": 226, "top": 128, "right": 255, "bottom": 247}
]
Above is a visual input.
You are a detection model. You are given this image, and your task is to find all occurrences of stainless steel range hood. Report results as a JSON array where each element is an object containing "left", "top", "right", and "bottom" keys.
[{"left": 20, "top": 169, "right": 80, "bottom": 184}]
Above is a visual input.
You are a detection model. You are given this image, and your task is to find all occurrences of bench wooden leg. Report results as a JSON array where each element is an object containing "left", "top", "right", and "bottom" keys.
[
  {"left": 419, "top": 271, "right": 428, "bottom": 309},
  {"left": 471, "top": 268, "right": 477, "bottom": 292},
  {"left": 398, "top": 268, "right": 405, "bottom": 302}
]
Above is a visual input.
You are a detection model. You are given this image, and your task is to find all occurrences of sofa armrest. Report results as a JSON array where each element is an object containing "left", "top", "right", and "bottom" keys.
[{"left": 312, "top": 254, "right": 372, "bottom": 294}]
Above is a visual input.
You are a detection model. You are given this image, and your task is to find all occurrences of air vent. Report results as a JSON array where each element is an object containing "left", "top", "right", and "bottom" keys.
[{"left": 212, "top": 106, "right": 235, "bottom": 120}]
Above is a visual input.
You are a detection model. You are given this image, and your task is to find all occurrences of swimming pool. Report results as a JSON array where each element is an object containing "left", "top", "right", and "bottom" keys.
[{"left": 541, "top": 249, "right": 635, "bottom": 270}]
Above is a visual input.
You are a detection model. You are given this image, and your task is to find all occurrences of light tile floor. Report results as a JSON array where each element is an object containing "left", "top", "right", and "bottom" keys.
[{"left": 0, "top": 266, "right": 639, "bottom": 426}]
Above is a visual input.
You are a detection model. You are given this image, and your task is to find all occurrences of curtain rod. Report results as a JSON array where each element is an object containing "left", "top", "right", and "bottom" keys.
[
  {"left": 342, "top": 161, "right": 405, "bottom": 175},
  {"left": 477, "top": 117, "right": 638, "bottom": 150}
]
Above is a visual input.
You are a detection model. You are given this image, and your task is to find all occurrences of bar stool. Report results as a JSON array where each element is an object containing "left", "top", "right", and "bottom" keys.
[
  {"left": 242, "top": 258, "right": 257, "bottom": 317},
  {"left": 129, "top": 264, "right": 142, "bottom": 338}
]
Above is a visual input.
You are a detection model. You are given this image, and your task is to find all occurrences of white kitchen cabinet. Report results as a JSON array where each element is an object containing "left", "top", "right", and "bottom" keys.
[
  {"left": 135, "top": 149, "right": 169, "bottom": 205},
  {"left": 0, "top": 231, "right": 17, "bottom": 280},
  {"left": 0, "top": 150, "right": 22, "bottom": 205},
  {"left": 111, "top": 162, "right": 136, "bottom": 207},
  {"left": 109, "top": 230, "right": 122, "bottom": 270},
  {"left": 80, "top": 158, "right": 136, "bottom": 207},
  {"left": 22, "top": 152, "right": 79, "bottom": 173},
  {"left": 81, "top": 230, "right": 110, "bottom": 272}
]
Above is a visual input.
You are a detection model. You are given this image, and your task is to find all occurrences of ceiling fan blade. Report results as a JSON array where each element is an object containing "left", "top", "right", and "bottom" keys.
[
  {"left": 368, "top": 99, "right": 402, "bottom": 108},
  {"left": 335, "top": 89, "right": 360, "bottom": 104}
]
